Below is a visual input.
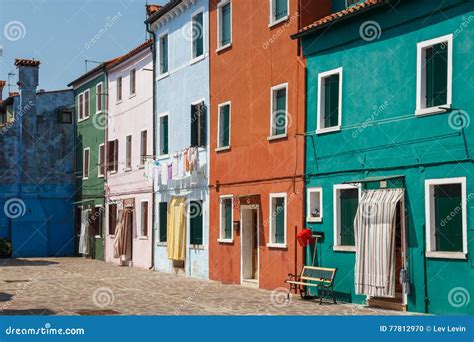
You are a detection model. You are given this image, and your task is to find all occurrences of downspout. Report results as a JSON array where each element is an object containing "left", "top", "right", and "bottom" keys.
[
  {"left": 146, "top": 22, "right": 157, "bottom": 271},
  {"left": 103, "top": 68, "right": 108, "bottom": 252},
  {"left": 422, "top": 223, "right": 429, "bottom": 313}
]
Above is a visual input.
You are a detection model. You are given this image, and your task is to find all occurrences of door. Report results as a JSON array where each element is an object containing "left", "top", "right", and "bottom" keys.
[{"left": 241, "top": 206, "right": 259, "bottom": 283}]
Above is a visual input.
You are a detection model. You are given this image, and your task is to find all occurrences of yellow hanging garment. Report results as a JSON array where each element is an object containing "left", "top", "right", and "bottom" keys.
[{"left": 167, "top": 197, "right": 186, "bottom": 261}]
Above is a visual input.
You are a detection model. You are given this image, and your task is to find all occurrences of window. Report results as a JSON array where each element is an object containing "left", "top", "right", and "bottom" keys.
[
  {"left": 416, "top": 34, "right": 453, "bottom": 115},
  {"left": 140, "top": 130, "right": 147, "bottom": 166},
  {"left": 159, "top": 113, "right": 169, "bottom": 156},
  {"left": 270, "top": 0, "right": 288, "bottom": 25},
  {"left": 91, "top": 206, "right": 103, "bottom": 237},
  {"left": 317, "top": 67, "right": 342, "bottom": 134},
  {"left": 130, "top": 69, "right": 136, "bottom": 96},
  {"left": 83, "top": 148, "right": 90, "bottom": 179},
  {"left": 108, "top": 203, "right": 117, "bottom": 235},
  {"left": 126, "top": 135, "right": 132, "bottom": 169},
  {"left": 96, "top": 83, "right": 103, "bottom": 113},
  {"left": 98, "top": 143, "right": 105, "bottom": 177},
  {"left": 270, "top": 83, "right": 288, "bottom": 137},
  {"left": 307, "top": 187, "right": 323, "bottom": 223},
  {"left": 192, "top": 12, "right": 204, "bottom": 59},
  {"left": 269, "top": 193, "right": 287, "bottom": 247},
  {"left": 217, "top": 0, "right": 232, "bottom": 50},
  {"left": 333, "top": 184, "right": 360, "bottom": 251},
  {"left": 78, "top": 93, "right": 84, "bottom": 121},
  {"left": 84, "top": 90, "right": 90, "bottom": 119},
  {"left": 159, "top": 34, "right": 169, "bottom": 75},
  {"left": 425, "top": 177, "right": 467, "bottom": 259},
  {"left": 217, "top": 102, "right": 231, "bottom": 149},
  {"left": 107, "top": 139, "right": 118, "bottom": 172},
  {"left": 219, "top": 196, "right": 233, "bottom": 241},
  {"left": 159, "top": 202, "right": 167, "bottom": 243},
  {"left": 190, "top": 200, "right": 203, "bottom": 245},
  {"left": 140, "top": 201, "right": 148, "bottom": 237},
  {"left": 58, "top": 110, "right": 73, "bottom": 124},
  {"left": 0, "top": 112, "right": 5, "bottom": 125},
  {"left": 191, "top": 101, "right": 206, "bottom": 147},
  {"left": 117, "top": 76, "right": 122, "bottom": 102}
]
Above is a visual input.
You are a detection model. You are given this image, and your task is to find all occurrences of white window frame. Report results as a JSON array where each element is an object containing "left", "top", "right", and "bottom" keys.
[
  {"left": 268, "top": 192, "right": 287, "bottom": 248},
  {"left": 218, "top": 195, "right": 234, "bottom": 243},
  {"left": 158, "top": 112, "right": 169, "bottom": 158},
  {"left": 116, "top": 76, "right": 122, "bottom": 103},
  {"left": 83, "top": 89, "right": 90, "bottom": 120},
  {"left": 216, "top": 101, "right": 231, "bottom": 151},
  {"left": 98, "top": 143, "right": 105, "bottom": 178},
  {"left": 269, "top": 83, "right": 288, "bottom": 139},
  {"left": 416, "top": 34, "right": 453, "bottom": 116},
  {"left": 425, "top": 177, "right": 467, "bottom": 259},
  {"left": 317, "top": 67, "right": 343, "bottom": 134},
  {"left": 158, "top": 31, "right": 169, "bottom": 78},
  {"left": 140, "top": 200, "right": 149, "bottom": 239},
  {"left": 125, "top": 134, "right": 132, "bottom": 170},
  {"left": 96, "top": 82, "right": 103, "bottom": 114},
  {"left": 78, "top": 93, "right": 84, "bottom": 121},
  {"left": 269, "top": 0, "right": 289, "bottom": 27},
  {"left": 216, "top": 0, "right": 232, "bottom": 52},
  {"left": 140, "top": 129, "right": 147, "bottom": 167},
  {"left": 130, "top": 69, "right": 136, "bottom": 97},
  {"left": 83, "top": 147, "right": 90, "bottom": 180},
  {"left": 333, "top": 183, "right": 360, "bottom": 252},
  {"left": 191, "top": 8, "right": 205, "bottom": 63},
  {"left": 307, "top": 187, "right": 323, "bottom": 223}
]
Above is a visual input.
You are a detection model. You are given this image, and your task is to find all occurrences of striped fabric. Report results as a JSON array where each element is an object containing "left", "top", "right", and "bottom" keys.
[
  {"left": 354, "top": 188, "right": 404, "bottom": 298},
  {"left": 113, "top": 209, "right": 132, "bottom": 259}
]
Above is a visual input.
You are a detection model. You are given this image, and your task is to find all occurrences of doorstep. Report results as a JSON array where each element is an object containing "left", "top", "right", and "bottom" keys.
[{"left": 242, "top": 279, "right": 259, "bottom": 289}]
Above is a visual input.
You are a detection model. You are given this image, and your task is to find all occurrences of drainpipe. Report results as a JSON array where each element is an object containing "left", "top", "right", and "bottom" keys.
[
  {"left": 146, "top": 22, "right": 157, "bottom": 271},
  {"left": 422, "top": 223, "right": 429, "bottom": 313},
  {"left": 103, "top": 68, "right": 108, "bottom": 251}
]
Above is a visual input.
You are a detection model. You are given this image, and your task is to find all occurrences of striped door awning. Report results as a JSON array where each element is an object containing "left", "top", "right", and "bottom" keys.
[{"left": 354, "top": 188, "right": 404, "bottom": 298}]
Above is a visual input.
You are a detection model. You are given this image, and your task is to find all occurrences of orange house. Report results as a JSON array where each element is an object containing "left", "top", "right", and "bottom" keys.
[{"left": 209, "top": 0, "right": 330, "bottom": 290}]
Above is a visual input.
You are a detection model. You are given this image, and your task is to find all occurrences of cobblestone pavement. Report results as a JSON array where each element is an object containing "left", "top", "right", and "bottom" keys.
[{"left": 0, "top": 258, "right": 415, "bottom": 316}]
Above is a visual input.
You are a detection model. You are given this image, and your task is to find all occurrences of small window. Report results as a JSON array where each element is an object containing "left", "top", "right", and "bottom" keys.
[
  {"left": 59, "top": 110, "right": 73, "bottom": 124},
  {"left": 98, "top": 143, "right": 105, "bottom": 177},
  {"left": 317, "top": 67, "right": 342, "bottom": 133},
  {"left": 159, "top": 34, "right": 169, "bottom": 75},
  {"left": 217, "top": 1, "right": 232, "bottom": 50},
  {"left": 125, "top": 135, "right": 132, "bottom": 169},
  {"left": 159, "top": 114, "right": 169, "bottom": 156},
  {"left": 140, "top": 130, "right": 147, "bottom": 166},
  {"left": 83, "top": 148, "right": 90, "bottom": 179},
  {"left": 269, "top": 193, "right": 287, "bottom": 246},
  {"left": 91, "top": 206, "right": 103, "bottom": 237},
  {"left": 159, "top": 202, "right": 167, "bottom": 243},
  {"left": 217, "top": 102, "right": 231, "bottom": 149},
  {"left": 108, "top": 203, "right": 117, "bottom": 235},
  {"left": 270, "top": 83, "right": 288, "bottom": 137},
  {"left": 192, "top": 12, "right": 204, "bottom": 59},
  {"left": 117, "top": 76, "right": 122, "bottom": 102},
  {"left": 78, "top": 93, "right": 84, "bottom": 121},
  {"left": 107, "top": 139, "right": 118, "bottom": 172},
  {"left": 416, "top": 34, "right": 453, "bottom": 115},
  {"left": 270, "top": 0, "right": 288, "bottom": 25},
  {"left": 140, "top": 201, "right": 149, "bottom": 237},
  {"left": 130, "top": 69, "right": 136, "bottom": 96},
  {"left": 425, "top": 178, "right": 467, "bottom": 258},
  {"left": 307, "top": 187, "right": 323, "bottom": 222},
  {"left": 219, "top": 196, "right": 233, "bottom": 241},
  {"left": 333, "top": 184, "right": 360, "bottom": 251},
  {"left": 190, "top": 200, "right": 203, "bottom": 245},
  {"left": 84, "top": 90, "right": 90, "bottom": 119},
  {"left": 96, "top": 83, "right": 103, "bottom": 113},
  {"left": 191, "top": 102, "right": 206, "bottom": 147}
]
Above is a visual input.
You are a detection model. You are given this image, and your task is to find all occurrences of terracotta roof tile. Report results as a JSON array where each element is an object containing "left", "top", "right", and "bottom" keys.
[
  {"left": 15, "top": 58, "right": 40, "bottom": 67},
  {"left": 106, "top": 40, "right": 153, "bottom": 70},
  {"left": 146, "top": 4, "right": 162, "bottom": 16}
]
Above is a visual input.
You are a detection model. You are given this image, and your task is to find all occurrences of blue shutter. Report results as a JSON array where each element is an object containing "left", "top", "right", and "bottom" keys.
[
  {"left": 221, "top": 3, "right": 231, "bottom": 46},
  {"left": 274, "top": 198, "right": 285, "bottom": 244},
  {"left": 220, "top": 105, "right": 230, "bottom": 147},
  {"left": 275, "top": 0, "right": 288, "bottom": 21},
  {"left": 324, "top": 74, "right": 340, "bottom": 128},
  {"left": 193, "top": 13, "right": 204, "bottom": 58},
  {"left": 425, "top": 43, "right": 448, "bottom": 108}
]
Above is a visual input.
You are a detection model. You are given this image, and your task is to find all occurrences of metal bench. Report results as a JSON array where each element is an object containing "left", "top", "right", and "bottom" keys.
[{"left": 286, "top": 266, "right": 337, "bottom": 304}]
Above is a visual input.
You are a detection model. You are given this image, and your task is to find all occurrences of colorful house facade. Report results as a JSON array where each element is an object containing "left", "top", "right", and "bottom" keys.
[
  {"left": 208, "top": 0, "right": 327, "bottom": 290},
  {"left": 293, "top": 0, "right": 474, "bottom": 314},
  {"left": 146, "top": 0, "right": 210, "bottom": 279},
  {"left": 0, "top": 59, "right": 75, "bottom": 257},
  {"left": 105, "top": 41, "right": 154, "bottom": 269}
]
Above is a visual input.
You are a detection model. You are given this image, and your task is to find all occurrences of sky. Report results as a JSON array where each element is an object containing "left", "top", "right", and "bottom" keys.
[{"left": 0, "top": 0, "right": 167, "bottom": 93}]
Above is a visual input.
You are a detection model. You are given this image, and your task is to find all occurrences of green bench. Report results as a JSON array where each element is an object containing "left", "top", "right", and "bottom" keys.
[{"left": 286, "top": 266, "right": 337, "bottom": 304}]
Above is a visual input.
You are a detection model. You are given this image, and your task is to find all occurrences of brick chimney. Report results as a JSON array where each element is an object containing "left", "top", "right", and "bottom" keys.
[
  {"left": 15, "top": 58, "right": 40, "bottom": 116},
  {"left": 0, "top": 80, "right": 5, "bottom": 102}
]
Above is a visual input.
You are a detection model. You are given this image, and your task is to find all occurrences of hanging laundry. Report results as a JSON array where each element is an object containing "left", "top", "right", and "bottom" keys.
[
  {"left": 184, "top": 148, "right": 190, "bottom": 173},
  {"left": 167, "top": 163, "right": 173, "bottom": 180},
  {"left": 161, "top": 163, "right": 169, "bottom": 186}
]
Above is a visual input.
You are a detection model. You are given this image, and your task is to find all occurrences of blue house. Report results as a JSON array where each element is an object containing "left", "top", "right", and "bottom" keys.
[
  {"left": 0, "top": 59, "right": 75, "bottom": 257},
  {"left": 146, "top": 0, "right": 210, "bottom": 279}
]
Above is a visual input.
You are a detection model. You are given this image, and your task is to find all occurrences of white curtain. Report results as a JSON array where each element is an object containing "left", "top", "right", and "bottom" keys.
[
  {"left": 78, "top": 209, "right": 91, "bottom": 255},
  {"left": 354, "top": 188, "right": 404, "bottom": 298}
]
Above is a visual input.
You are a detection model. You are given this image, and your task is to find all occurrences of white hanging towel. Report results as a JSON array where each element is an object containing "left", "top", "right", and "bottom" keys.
[{"left": 78, "top": 209, "right": 91, "bottom": 255}]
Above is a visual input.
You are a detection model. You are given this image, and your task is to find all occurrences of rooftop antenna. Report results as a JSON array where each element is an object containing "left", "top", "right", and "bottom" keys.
[{"left": 85, "top": 60, "right": 102, "bottom": 72}]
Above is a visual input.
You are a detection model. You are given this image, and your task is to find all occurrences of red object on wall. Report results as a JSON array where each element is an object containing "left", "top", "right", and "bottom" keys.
[{"left": 297, "top": 229, "right": 315, "bottom": 247}]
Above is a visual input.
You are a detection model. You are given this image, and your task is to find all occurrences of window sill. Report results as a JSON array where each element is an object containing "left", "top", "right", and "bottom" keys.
[
  {"left": 138, "top": 236, "right": 148, "bottom": 240},
  {"left": 95, "top": 110, "right": 103, "bottom": 115},
  {"left": 190, "top": 244, "right": 205, "bottom": 250},
  {"left": 307, "top": 217, "right": 322, "bottom": 223},
  {"left": 267, "top": 134, "right": 288, "bottom": 141},
  {"left": 82, "top": 177, "right": 89, "bottom": 181},
  {"left": 124, "top": 167, "right": 132, "bottom": 172},
  {"left": 269, "top": 15, "right": 289, "bottom": 28},
  {"left": 138, "top": 165, "right": 145, "bottom": 169},
  {"left": 333, "top": 245, "right": 356, "bottom": 252},
  {"left": 98, "top": 174, "right": 104, "bottom": 179},
  {"left": 116, "top": 100, "right": 122, "bottom": 105},
  {"left": 109, "top": 171, "right": 118, "bottom": 175},
  {"left": 94, "top": 235, "right": 102, "bottom": 239},
  {"left": 215, "top": 146, "right": 230, "bottom": 152},
  {"left": 190, "top": 55, "right": 205, "bottom": 66},
  {"left": 129, "top": 93, "right": 136, "bottom": 99},
  {"left": 415, "top": 105, "right": 451, "bottom": 117},
  {"left": 157, "top": 154, "right": 169, "bottom": 160},
  {"left": 77, "top": 117, "right": 90, "bottom": 123},
  {"left": 267, "top": 243, "right": 287, "bottom": 249},
  {"left": 317, "top": 126, "right": 341, "bottom": 135},
  {"left": 216, "top": 43, "right": 232, "bottom": 54},
  {"left": 425, "top": 251, "right": 466, "bottom": 260},
  {"left": 156, "top": 242, "right": 167, "bottom": 247},
  {"left": 218, "top": 238, "right": 233, "bottom": 244},
  {"left": 157, "top": 72, "right": 169, "bottom": 81}
]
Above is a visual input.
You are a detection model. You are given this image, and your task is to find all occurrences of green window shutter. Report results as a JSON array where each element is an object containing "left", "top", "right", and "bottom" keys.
[
  {"left": 434, "top": 184, "right": 463, "bottom": 252},
  {"left": 425, "top": 43, "right": 448, "bottom": 108},
  {"left": 224, "top": 199, "right": 232, "bottom": 239},
  {"left": 161, "top": 35, "right": 168, "bottom": 74},
  {"left": 324, "top": 74, "right": 340, "bottom": 128},
  {"left": 221, "top": 3, "right": 231, "bottom": 46},
  {"left": 190, "top": 200, "right": 203, "bottom": 245},
  {"left": 274, "top": 197, "right": 285, "bottom": 244},
  {"left": 275, "top": 0, "right": 288, "bottom": 20},
  {"left": 193, "top": 13, "right": 204, "bottom": 58},
  {"left": 274, "top": 88, "right": 287, "bottom": 135},
  {"left": 191, "top": 103, "right": 207, "bottom": 147},
  {"left": 159, "top": 202, "right": 168, "bottom": 242},
  {"left": 161, "top": 116, "right": 169, "bottom": 155},
  {"left": 220, "top": 105, "right": 230, "bottom": 147},
  {"left": 340, "top": 189, "right": 358, "bottom": 246}
]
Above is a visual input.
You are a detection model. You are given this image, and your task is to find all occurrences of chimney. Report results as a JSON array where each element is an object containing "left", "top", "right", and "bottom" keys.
[
  {"left": 0, "top": 80, "right": 5, "bottom": 101},
  {"left": 15, "top": 58, "right": 40, "bottom": 116}
]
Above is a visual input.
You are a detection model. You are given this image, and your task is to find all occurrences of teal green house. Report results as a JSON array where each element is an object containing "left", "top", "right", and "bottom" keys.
[{"left": 293, "top": 0, "right": 474, "bottom": 314}]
